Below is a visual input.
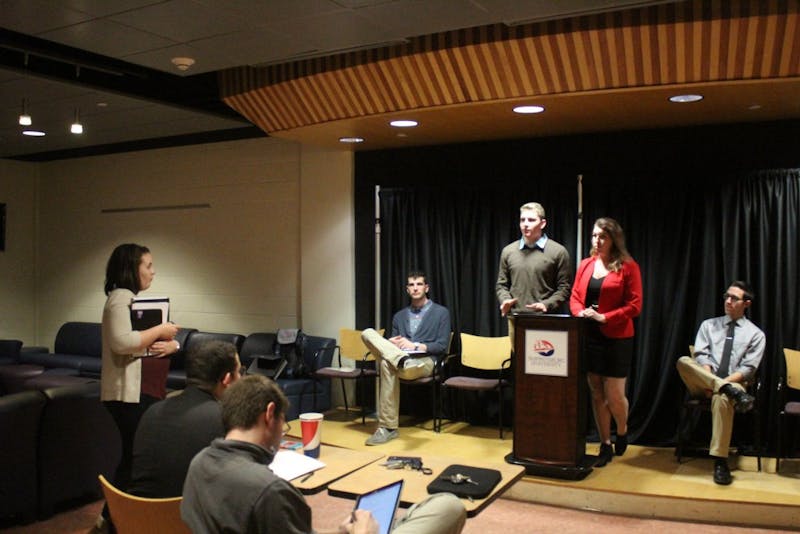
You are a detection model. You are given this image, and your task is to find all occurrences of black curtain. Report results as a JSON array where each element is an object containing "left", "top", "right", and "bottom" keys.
[
  {"left": 376, "top": 169, "right": 800, "bottom": 448},
  {"left": 378, "top": 182, "right": 577, "bottom": 344}
]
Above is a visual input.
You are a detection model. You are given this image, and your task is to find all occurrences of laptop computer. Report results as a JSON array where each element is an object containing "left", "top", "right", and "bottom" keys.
[{"left": 354, "top": 479, "right": 404, "bottom": 534}]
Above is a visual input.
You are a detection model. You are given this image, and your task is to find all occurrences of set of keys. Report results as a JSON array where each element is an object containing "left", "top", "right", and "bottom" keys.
[
  {"left": 440, "top": 473, "right": 478, "bottom": 485},
  {"left": 380, "top": 458, "right": 433, "bottom": 475}
]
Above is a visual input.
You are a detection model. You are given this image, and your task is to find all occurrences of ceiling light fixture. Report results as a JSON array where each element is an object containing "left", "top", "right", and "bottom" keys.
[
  {"left": 669, "top": 94, "right": 703, "bottom": 103},
  {"left": 339, "top": 136, "right": 365, "bottom": 144},
  {"left": 513, "top": 105, "right": 545, "bottom": 114},
  {"left": 171, "top": 57, "right": 196, "bottom": 71},
  {"left": 18, "top": 98, "right": 32, "bottom": 125},
  {"left": 71, "top": 109, "right": 83, "bottom": 134},
  {"left": 22, "top": 130, "right": 45, "bottom": 137},
  {"left": 389, "top": 120, "right": 418, "bottom": 127}
]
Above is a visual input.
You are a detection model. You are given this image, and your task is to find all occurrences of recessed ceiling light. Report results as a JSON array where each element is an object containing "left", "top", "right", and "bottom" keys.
[
  {"left": 389, "top": 120, "right": 418, "bottom": 127},
  {"left": 339, "top": 136, "right": 364, "bottom": 143},
  {"left": 513, "top": 105, "right": 545, "bottom": 114},
  {"left": 748, "top": 104, "right": 762, "bottom": 110},
  {"left": 669, "top": 94, "right": 703, "bottom": 103},
  {"left": 22, "top": 130, "right": 46, "bottom": 136}
]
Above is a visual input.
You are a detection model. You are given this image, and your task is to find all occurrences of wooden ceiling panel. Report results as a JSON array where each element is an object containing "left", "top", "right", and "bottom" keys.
[{"left": 219, "top": 0, "right": 800, "bottom": 149}]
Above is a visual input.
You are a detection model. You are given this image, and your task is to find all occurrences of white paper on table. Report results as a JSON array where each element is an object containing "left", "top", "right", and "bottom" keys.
[{"left": 269, "top": 449, "right": 326, "bottom": 481}]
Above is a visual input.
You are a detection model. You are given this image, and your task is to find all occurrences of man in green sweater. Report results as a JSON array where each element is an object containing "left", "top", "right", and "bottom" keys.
[{"left": 496, "top": 202, "right": 572, "bottom": 339}]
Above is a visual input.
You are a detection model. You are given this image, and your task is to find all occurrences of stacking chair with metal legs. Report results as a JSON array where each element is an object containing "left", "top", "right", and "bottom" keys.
[
  {"left": 314, "top": 328, "right": 381, "bottom": 424},
  {"left": 399, "top": 333, "right": 454, "bottom": 432},
  {"left": 676, "top": 347, "right": 763, "bottom": 470},
  {"left": 777, "top": 348, "right": 800, "bottom": 472},
  {"left": 440, "top": 333, "right": 512, "bottom": 438}
]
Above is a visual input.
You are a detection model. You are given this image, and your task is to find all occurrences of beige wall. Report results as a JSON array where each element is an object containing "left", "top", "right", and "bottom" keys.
[
  {"left": 299, "top": 146, "right": 355, "bottom": 339},
  {"left": 24, "top": 137, "right": 355, "bottom": 349},
  {"left": 0, "top": 160, "right": 38, "bottom": 344}
]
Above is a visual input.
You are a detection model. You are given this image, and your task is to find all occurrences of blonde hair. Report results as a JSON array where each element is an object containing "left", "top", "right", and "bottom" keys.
[{"left": 519, "top": 202, "right": 545, "bottom": 218}]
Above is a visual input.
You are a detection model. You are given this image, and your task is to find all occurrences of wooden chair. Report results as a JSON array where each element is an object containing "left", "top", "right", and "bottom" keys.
[
  {"left": 776, "top": 348, "right": 800, "bottom": 472},
  {"left": 399, "top": 332, "right": 454, "bottom": 432},
  {"left": 441, "top": 333, "right": 512, "bottom": 438},
  {"left": 675, "top": 346, "right": 763, "bottom": 470},
  {"left": 98, "top": 475, "right": 190, "bottom": 534},
  {"left": 314, "top": 328, "right": 381, "bottom": 424}
]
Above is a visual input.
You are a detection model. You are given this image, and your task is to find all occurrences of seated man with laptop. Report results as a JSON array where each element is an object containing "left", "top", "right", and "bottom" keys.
[{"left": 182, "top": 374, "right": 466, "bottom": 534}]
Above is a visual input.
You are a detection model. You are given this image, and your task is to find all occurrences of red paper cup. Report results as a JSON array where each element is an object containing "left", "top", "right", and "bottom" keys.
[{"left": 299, "top": 412, "right": 323, "bottom": 458}]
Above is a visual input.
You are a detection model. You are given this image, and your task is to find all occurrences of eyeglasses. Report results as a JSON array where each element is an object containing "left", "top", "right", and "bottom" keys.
[
  {"left": 722, "top": 293, "right": 748, "bottom": 303},
  {"left": 282, "top": 421, "right": 291, "bottom": 437}
]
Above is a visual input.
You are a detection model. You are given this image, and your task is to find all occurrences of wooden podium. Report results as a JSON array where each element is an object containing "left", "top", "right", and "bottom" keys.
[{"left": 504, "top": 312, "right": 593, "bottom": 479}]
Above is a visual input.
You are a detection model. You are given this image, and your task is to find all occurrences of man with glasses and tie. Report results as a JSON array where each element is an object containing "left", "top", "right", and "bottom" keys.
[{"left": 676, "top": 281, "right": 765, "bottom": 485}]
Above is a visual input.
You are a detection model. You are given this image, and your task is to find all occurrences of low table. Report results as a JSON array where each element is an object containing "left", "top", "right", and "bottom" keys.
[
  {"left": 326, "top": 451, "right": 525, "bottom": 516},
  {"left": 289, "top": 445, "right": 384, "bottom": 494}
]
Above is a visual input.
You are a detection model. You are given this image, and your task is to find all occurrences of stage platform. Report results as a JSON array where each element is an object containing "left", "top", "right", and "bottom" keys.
[{"left": 288, "top": 410, "right": 800, "bottom": 530}]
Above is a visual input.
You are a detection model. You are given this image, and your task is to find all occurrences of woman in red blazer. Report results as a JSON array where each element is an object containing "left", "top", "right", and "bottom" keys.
[{"left": 570, "top": 217, "right": 642, "bottom": 467}]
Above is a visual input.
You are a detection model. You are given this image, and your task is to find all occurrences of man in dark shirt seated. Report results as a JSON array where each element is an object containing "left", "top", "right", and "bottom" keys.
[
  {"left": 127, "top": 339, "right": 241, "bottom": 497},
  {"left": 361, "top": 271, "right": 451, "bottom": 445},
  {"left": 181, "top": 374, "right": 466, "bottom": 534}
]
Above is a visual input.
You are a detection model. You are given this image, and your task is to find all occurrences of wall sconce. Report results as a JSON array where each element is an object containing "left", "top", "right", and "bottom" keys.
[
  {"left": 19, "top": 98, "right": 32, "bottom": 126},
  {"left": 70, "top": 108, "right": 83, "bottom": 134}
]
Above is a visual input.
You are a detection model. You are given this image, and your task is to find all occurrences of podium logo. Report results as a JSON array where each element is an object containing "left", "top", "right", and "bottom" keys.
[{"left": 533, "top": 339, "right": 555, "bottom": 357}]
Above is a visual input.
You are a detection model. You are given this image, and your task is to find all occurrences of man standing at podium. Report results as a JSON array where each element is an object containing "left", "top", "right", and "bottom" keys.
[
  {"left": 496, "top": 202, "right": 571, "bottom": 339},
  {"left": 676, "top": 281, "right": 764, "bottom": 485},
  {"left": 361, "top": 271, "right": 451, "bottom": 445}
]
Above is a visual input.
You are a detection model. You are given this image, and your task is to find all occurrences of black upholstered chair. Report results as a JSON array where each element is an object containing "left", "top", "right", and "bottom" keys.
[
  {"left": 0, "top": 339, "right": 22, "bottom": 365},
  {"left": 36, "top": 382, "right": 121, "bottom": 517},
  {"left": 0, "top": 364, "right": 45, "bottom": 395},
  {"left": 239, "top": 332, "right": 278, "bottom": 371},
  {"left": 283, "top": 334, "right": 336, "bottom": 420},
  {"left": 165, "top": 328, "right": 199, "bottom": 389},
  {"left": 19, "top": 322, "right": 103, "bottom": 376},
  {"left": 0, "top": 389, "right": 46, "bottom": 523}
]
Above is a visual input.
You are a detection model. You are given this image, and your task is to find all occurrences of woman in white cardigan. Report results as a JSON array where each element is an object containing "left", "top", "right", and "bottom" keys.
[{"left": 101, "top": 243, "right": 179, "bottom": 491}]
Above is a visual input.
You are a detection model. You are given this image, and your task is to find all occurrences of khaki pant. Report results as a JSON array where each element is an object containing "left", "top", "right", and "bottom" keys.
[
  {"left": 393, "top": 492, "right": 466, "bottom": 534},
  {"left": 676, "top": 356, "right": 745, "bottom": 458},
  {"left": 361, "top": 328, "right": 434, "bottom": 429}
]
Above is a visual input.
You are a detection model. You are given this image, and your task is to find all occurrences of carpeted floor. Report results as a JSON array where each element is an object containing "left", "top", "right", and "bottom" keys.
[{"left": 0, "top": 493, "right": 792, "bottom": 534}]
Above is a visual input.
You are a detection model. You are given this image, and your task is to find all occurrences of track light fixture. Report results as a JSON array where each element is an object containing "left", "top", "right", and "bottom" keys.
[
  {"left": 19, "top": 98, "right": 32, "bottom": 126},
  {"left": 70, "top": 108, "right": 83, "bottom": 134}
]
